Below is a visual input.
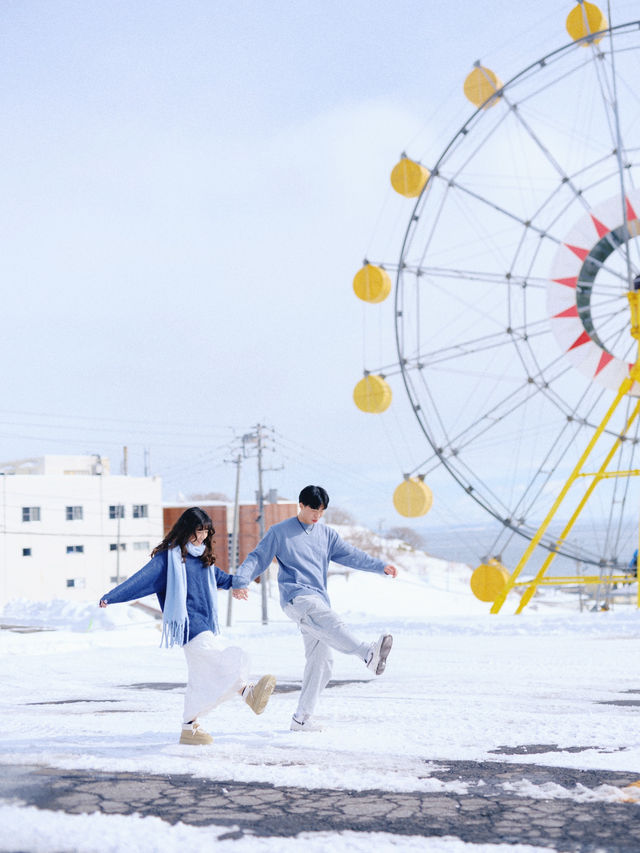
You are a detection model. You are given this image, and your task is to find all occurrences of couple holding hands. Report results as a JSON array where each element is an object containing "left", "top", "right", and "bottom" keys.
[{"left": 99, "top": 485, "right": 397, "bottom": 744}]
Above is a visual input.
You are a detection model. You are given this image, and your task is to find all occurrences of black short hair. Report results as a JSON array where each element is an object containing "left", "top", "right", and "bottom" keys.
[{"left": 298, "top": 485, "right": 329, "bottom": 510}]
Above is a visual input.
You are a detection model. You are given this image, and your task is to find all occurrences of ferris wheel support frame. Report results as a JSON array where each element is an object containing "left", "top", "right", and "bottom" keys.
[{"left": 491, "top": 290, "right": 640, "bottom": 613}]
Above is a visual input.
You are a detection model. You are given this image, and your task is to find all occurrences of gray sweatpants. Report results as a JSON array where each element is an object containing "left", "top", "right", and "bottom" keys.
[{"left": 283, "top": 594, "right": 371, "bottom": 719}]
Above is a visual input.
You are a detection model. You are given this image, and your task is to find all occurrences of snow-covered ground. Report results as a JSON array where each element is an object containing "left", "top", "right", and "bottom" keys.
[{"left": 2, "top": 540, "right": 640, "bottom": 852}]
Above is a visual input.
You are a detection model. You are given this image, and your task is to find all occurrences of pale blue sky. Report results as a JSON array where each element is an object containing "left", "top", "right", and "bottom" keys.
[{"left": 1, "top": 0, "right": 638, "bottom": 541}]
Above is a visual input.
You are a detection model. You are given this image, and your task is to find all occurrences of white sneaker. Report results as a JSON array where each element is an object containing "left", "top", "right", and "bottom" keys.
[
  {"left": 242, "top": 674, "right": 276, "bottom": 715},
  {"left": 290, "top": 716, "right": 323, "bottom": 732},
  {"left": 366, "top": 633, "right": 393, "bottom": 675}
]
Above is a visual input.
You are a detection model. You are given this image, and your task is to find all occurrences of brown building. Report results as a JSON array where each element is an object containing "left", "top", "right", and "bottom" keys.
[{"left": 162, "top": 502, "right": 297, "bottom": 572}]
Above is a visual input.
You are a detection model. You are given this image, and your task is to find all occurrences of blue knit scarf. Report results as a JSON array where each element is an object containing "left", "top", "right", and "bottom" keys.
[{"left": 161, "top": 542, "right": 207, "bottom": 648}]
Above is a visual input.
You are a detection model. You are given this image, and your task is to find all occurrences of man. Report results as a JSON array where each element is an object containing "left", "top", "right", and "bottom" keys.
[{"left": 232, "top": 485, "right": 398, "bottom": 732}]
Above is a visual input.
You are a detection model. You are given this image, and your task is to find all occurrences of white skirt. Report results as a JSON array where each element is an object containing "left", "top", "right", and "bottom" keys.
[{"left": 182, "top": 630, "right": 250, "bottom": 723}]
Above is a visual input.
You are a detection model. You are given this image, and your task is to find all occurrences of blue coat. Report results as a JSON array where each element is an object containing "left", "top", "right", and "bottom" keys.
[{"left": 100, "top": 550, "right": 232, "bottom": 640}]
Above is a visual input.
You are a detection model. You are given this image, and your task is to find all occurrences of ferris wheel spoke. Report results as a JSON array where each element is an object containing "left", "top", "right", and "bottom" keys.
[
  {"left": 575, "top": 157, "right": 640, "bottom": 201},
  {"left": 426, "top": 323, "right": 635, "bottom": 476},
  {"left": 612, "top": 75, "right": 640, "bottom": 139},
  {"left": 420, "top": 373, "right": 554, "bottom": 460},
  {"left": 515, "top": 53, "right": 593, "bottom": 111},
  {"left": 361, "top": 361, "right": 408, "bottom": 378},
  {"left": 404, "top": 321, "right": 549, "bottom": 369},
  {"left": 443, "top": 180, "right": 637, "bottom": 291},
  {"left": 502, "top": 95, "right": 595, "bottom": 217},
  {"left": 444, "top": 105, "right": 514, "bottom": 183},
  {"left": 484, "top": 404, "right": 640, "bottom": 563},
  {"left": 484, "top": 397, "right": 637, "bottom": 555},
  {"left": 533, "top": 359, "right": 639, "bottom": 449},
  {"left": 435, "top": 174, "right": 562, "bottom": 244},
  {"left": 403, "top": 265, "right": 549, "bottom": 289},
  {"left": 429, "top": 169, "right": 637, "bottom": 276},
  {"left": 503, "top": 419, "right": 592, "bottom": 522},
  {"left": 605, "top": 402, "right": 640, "bottom": 550},
  {"left": 410, "top": 179, "right": 455, "bottom": 269},
  {"left": 583, "top": 42, "right": 623, "bottom": 157},
  {"left": 593, "top": 305, "right": 636, "bottom": 347},
  {"left": 607, "top": 35, "right": 637, "bottom": 289},
  {"left": 499, "top": 35, "right": 640, "bottom": 223},
  {"left": 568, "top": 150, "right": 625, "bottom": 182}
]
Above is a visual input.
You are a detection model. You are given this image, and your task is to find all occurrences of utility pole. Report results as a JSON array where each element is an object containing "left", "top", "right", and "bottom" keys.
[
  {"left": 254, "top": 425, "right": 268, "bottom": 625},
  {"left": 242, "top": 423, "right": 283, "bottom": 626},
  {"left": 226, "top": 453, "right": 242, "bottom": 627},
  {"left": 118, "top": 446, "right": 127, "bottom": 584},
  {"left": 116, "top": 508, "right": 121, "bottom": 584}
]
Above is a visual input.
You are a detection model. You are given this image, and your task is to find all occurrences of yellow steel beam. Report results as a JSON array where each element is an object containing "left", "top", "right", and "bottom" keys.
[
  {"left": 577, "top": 469, "right": 640, "bottom": 479},
  {"left": 490, "top": 293, "right": 640, "bottom": 615},
  {"left": 514, "top": 395, "right": 640, "bottom": 613},
  {"left": 490, "top": 374, "right": 634, "bottom": 613},
  {"left": 628, "top": 290, "right": 640, "bottom": 610},
  {"left": 637, "top": 524, "right": 640, "bottom": 610},
  {"left": 512, "top": 575, "right": 632, "bottom": 586}
]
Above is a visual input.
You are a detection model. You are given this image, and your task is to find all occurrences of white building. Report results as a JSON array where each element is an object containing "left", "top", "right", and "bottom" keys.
[{"left": 0, "top": 455, "right": 163, "bottom": 605}]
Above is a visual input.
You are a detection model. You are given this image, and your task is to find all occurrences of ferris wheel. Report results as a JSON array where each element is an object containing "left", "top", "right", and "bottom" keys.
[{"left": 353, "top": 4, "right": 640, "bottom": 611}]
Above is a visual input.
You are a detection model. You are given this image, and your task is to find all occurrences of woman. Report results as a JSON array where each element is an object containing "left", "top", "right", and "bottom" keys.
[{"left": 99, "top": 507, "right": 276, "bottom": 745}]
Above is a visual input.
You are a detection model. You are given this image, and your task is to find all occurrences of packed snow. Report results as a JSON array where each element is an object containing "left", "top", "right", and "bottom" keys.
[{"left": 2, "top": 533, "right": 640, "bottom": 852}]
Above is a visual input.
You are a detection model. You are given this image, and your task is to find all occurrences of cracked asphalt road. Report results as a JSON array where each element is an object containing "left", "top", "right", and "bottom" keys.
[{"left": 2, "top": 760, "right": 640, "bottom": 851}]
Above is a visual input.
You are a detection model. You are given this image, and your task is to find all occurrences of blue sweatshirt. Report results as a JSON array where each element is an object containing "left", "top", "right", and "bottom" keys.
[
  {"left": 100, "top": 550, "right": 232, "bottom": 641},
  {"left": 232, "top": 516, "right": 386, "bottom": 608}
]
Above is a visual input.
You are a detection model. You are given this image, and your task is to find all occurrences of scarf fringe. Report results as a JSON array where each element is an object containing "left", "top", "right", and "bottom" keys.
[
  {"left": 161, "top": 617, "right": 189, "bottom": 648},
  {"left": 161, "top": 546, "right": 191, "bottom": 649}
]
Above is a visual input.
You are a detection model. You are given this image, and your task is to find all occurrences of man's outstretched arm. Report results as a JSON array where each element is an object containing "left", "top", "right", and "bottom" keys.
[
  {"left": 329, "top": 531, "right": 397, "bottom": 577},
  {"left": 232, "top": 528, "right": 278, "bottom": 591}
]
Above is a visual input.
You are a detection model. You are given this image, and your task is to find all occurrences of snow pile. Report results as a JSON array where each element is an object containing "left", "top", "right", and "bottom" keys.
[
  {"left": 0, "top": 598, "right": 151, "bottom": 632},
  {"left": 502, "top": 779, "right": 640, "bottom": 803},
  {"left": 0, "top": 806, "right": 550, "bottom": 853}
]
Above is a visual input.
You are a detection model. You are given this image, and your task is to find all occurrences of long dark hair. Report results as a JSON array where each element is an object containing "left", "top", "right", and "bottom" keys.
[{"left": 152, "top": 507, "right": 216, "bottom": 567}]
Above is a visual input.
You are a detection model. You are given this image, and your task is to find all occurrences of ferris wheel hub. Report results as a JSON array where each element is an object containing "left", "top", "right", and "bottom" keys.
[{"left": 548, "top": 190, "right": 640, "bottom": 395}]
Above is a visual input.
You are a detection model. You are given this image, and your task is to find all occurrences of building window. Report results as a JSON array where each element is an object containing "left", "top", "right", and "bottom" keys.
[
  {"left": 66, "top": 506, "right": 83, "bottom": 521},
  {"left": 109, "top": 505, "right": 125, "bottom": 520},
  {"left": 22, "top": 507, "right": 41, "bottom": 522},
  {"left": 66, "top": 545, "right": 84, "bottom": 554},
  {"left": 109, "top": 543, "right": 126, "bottom": 551},
  {"left": 66, "top": 579, "right": 75, "bottom": 588},
  {"left": 133, "top": 541, "right": 150, "bottom": 551},
  {"left": 110, "top": 576, "right": 128, "bottom": 584},
  {"left": 22, "top": 548, "right": 32, "bottom": 557},
  {"left": 132, "top": 504, "right": 148, "bottom": 519},
  {"left": 66, "top": 578, "right": 86, "bottom": 589}
]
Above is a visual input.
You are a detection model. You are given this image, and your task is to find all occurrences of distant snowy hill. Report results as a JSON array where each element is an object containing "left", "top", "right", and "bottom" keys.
[{"left": 332, "top": 522, "right": 472, "bottom": 576}]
